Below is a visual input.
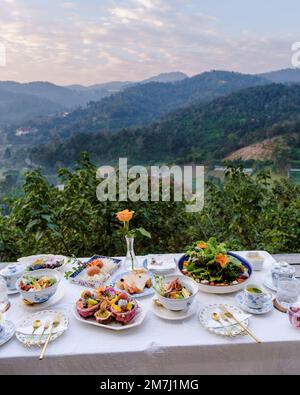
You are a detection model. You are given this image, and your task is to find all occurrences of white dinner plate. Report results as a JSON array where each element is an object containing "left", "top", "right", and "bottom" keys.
[
  {"left": 72, "top": 304, "right": 146, "bottom": 331},
  {"left": 151, "top": 298, "right": 197, "bottom": 321},
  {"left": 16, "top": 310, "right": 69, "bottom": 347}
]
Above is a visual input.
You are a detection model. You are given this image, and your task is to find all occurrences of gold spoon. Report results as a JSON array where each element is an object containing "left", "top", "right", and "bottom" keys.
[
  {"left": 39, "top": 314, "right": 60, "bottom": 360},
  {"left": 38, "top": 320, "right": 50, "bottom": 346},
  {"left": 212, "top": 312, "right": 233, "bottom": 337},
  {"left": 220, "top": 305, "right": 261, "bottom": 344},
  {"left": 26, "top": 320, "right": 41, "bottom": 347}
]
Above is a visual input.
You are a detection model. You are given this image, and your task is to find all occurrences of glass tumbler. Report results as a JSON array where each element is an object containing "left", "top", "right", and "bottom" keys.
[{"left": 276, "top": 278, "right": 300, "bottom": 310}]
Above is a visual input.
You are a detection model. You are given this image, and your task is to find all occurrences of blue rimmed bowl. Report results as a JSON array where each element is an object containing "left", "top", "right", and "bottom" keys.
[
  {"left": 178, "top": 252, "right": 252, "bottom": 294},
  {"left": 16, "top": 269, "right": 61, "bottom": 304}
]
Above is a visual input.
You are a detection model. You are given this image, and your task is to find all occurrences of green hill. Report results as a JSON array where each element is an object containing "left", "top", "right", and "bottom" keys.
[
  {"left": 16, "top": 71, "right": 267, "bottom": 143},
  {"left": 27, "top": 84, "right": 300, "bottom": 169}
]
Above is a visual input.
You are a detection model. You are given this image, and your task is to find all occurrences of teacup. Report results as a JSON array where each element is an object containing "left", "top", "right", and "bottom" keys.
[
  {"left": 244, "top": 284, "right": 272, "bottom": 309},
  {"left": 0, "top": 263, "right": 24, "bottom": 291}
]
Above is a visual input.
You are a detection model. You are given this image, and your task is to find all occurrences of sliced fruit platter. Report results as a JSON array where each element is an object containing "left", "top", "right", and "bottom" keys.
[
  {"left": 68, "top": 255, "right": 121, "bottom": 289},
  {"left": 72, "top": 286, "right": 145, "bottom": 330},
  {"left": 178, "top": 237, "right": 252, "bottom": 294}
]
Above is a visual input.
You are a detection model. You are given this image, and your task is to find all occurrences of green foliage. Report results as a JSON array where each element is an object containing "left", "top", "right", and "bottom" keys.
[{"left": 0, "top": 157, "right": 299, "bottom": 262}]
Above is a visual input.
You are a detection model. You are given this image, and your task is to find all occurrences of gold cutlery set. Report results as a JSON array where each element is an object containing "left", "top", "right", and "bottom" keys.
[
  {"left": 212, "top": 305, "right": 261, "bottom": 343},
  {"left": 23, "top": 314, "right": 61, "bottom": 359}
]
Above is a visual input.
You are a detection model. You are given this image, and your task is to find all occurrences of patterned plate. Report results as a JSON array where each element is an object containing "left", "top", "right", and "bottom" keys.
[
  {"left": 112, "top": 268, "right": 154, "bottom": 298},
  {"left": 199, "top": 304, "right": 250, "bottom": 337},
  {"left": 16, "top": 310, "right": 68, "bottom": 347},
  {"left": 0, "top": 321, "right": 15, "bottom": 347}
]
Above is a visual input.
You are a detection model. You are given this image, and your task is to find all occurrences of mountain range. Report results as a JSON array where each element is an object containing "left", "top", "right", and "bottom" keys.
[
  {"left": 2, "top": 68, "right": 300, "bottom": 172},
  {"left": 0, "top": 72, "right": 187, "bottom": 127},
  {"left": 28, "top": 83, "right": 300, "bottom": 169}
]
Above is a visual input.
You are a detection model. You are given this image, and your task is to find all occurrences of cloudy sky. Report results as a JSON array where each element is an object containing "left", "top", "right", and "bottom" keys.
[{"left": 0, "top": 0, "right": 299, "bottom": 85}]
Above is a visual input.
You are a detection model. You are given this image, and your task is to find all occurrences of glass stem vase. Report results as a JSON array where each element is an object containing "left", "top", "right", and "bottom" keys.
[{"left": 124, "top": 236, "right": 139, "bottom": 271}]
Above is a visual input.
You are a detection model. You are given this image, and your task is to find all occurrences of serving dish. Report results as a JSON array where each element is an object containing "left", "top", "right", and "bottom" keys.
[
  {"left": 18, "top": 255, "right": 67, "bottom": 271},
  {"left": 69, "top": 255, "right": 121, "bottom": 289},
  {"left": 73, "top": 286, "right": 145, "bottom": 330},
  {"left": 178, "top": 238, "right": 252, "bottom": 294},
  {"left": 16, "top": 269, "right": 61, "bottom": 304}
]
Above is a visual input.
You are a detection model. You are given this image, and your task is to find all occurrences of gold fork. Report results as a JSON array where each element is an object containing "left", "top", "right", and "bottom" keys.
[
  {"left": 26, "top": 320, "right": 41, "bottom": 347},
  {"left": 39, "top": 315, "right": 60, "bottom": 360},
  {"left": 38, "top": 320, "right": 50, "bottom": 347}
]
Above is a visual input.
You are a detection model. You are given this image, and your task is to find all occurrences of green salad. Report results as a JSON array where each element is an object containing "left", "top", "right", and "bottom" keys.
[{"left": 181, "top": 237, "right": 249, "bottom": 286}]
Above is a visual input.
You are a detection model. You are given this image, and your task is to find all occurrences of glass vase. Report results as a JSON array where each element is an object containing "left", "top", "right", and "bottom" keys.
[{"left": 123, "top": 236, "right": 139, "bottom": 272}]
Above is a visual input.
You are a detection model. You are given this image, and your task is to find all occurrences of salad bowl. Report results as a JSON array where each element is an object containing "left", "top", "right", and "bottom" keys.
[
  {"left": 178, "top": 238, "right": 252, "bottom": 294},
  {"left": 16, "top": 269, "right": 61, "bottom": 304},
  {"left": 153, "top": 275, "right": 198, "bottom": 311}
]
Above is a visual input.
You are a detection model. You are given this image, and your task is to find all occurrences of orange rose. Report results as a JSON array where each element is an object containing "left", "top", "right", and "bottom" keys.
[
  {"left": 216, "top": 254, "right": 229, "bottom": 268},
  {"left": 196, "top": 242, "right": 207, "bottom": 249},
  {"left": 116, "top": 209, "right": 134, "bottom": 222}
]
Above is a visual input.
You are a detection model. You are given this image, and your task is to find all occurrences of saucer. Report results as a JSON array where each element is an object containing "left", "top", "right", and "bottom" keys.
[
  {"left": 263, "top": 276, "right": 277, "bottom": 292},
  {"left": 151, "top": 297, "right": 197, "bottom": 321},
  {"left": 235, "top": 292, "right": 273, "bottom": 315},
  {"left": 0, "top": 321, "right": 15, "bottom": 347}
]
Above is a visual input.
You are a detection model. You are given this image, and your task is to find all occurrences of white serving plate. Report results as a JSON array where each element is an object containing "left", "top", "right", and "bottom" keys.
[
  {"left": 16, "top": 310, "right": 69, "bottom": 347},
  {"left": 72, "top": 304, "right": 146, "bottom": 331}
]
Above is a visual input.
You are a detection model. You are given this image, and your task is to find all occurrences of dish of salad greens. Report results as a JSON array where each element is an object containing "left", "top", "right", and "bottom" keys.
[{"left": 179, "top": 238, "right": 250, "bottom": 287}]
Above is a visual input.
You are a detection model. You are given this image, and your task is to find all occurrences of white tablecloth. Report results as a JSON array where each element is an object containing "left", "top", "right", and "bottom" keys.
[{"left": 1, "top": 252, "right": 300, "bottom": 375}]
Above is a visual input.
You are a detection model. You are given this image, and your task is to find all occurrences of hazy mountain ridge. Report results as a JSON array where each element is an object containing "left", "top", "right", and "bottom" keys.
[
  {"left": 11, "top": 70, "right": 267, "bottom": 144},
  {"left": 27, "top": 84, "right": 300, "bottom": 169}
]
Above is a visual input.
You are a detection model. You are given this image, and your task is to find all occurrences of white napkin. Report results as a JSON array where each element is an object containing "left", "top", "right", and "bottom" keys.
[
  {"left": 207, "top": 309, "right": 251, "bottom": 329},
  {"left": 17, "top": 317, "right": 66, "bottom": 335},
  {"left": 147, "top": 255, "right": 176, "bottom": 272}
]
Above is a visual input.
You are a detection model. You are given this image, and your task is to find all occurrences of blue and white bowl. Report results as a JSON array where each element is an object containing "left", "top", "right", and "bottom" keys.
[
  {"left": 154, "top": 275, "right": 198, "bottom": 311},
  {"left": 16, "top": 269, "right": 61, "bottom": 304}
]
